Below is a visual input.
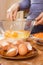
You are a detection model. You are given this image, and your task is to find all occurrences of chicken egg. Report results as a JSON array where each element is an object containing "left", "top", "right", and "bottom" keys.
[
  {"left": 18, "top": 44, "right": 28, "bottom": 56},
  {"left": 12, "top": 39, "right": 24, "bottom": 46}
]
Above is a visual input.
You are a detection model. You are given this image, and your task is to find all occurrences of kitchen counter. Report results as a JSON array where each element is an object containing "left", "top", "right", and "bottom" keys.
[{"left": 0, "top": 41, "right": 43, "bottom": 65}]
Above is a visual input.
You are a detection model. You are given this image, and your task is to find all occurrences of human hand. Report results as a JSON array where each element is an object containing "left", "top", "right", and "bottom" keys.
[
  {"left": 35, "top": 12, "right": 43, "bottom": 25},
  {"left": 7, "top": 3, "right": 19, "bottom": 21}
]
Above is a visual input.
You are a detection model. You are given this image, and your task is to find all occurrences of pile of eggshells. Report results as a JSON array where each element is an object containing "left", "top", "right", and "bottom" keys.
[{"left": 0, "top": 39, "right": 32, "bottom": 57}]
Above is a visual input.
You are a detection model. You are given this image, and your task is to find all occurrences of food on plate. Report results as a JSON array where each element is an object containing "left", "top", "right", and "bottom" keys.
[
  {"left": 18, "top": 43, "right": 28, "bottom": 56},
  {"left": 7, "top": 43, "right": 15, "bottom": 50},
  {"left": 12, "top": 40, "right": 21, "bottom": 46},
  {"left": 0, "top": 40, "right": 10, "bottom": 51},
  {"left": 0, "top": 49, "right": 5, "bottom": 55},
  {"left": 33, "top": 32, "right": 43, "bottom": 39},
  {"left": 0, "top": 45, "right": 4, "bottom": 55},
  {"left": 7, "top": 39, "right": 24, "bottom": 47},
  {"left": 6, "top": 46, "right": 18, "bottom": 57},
  {"left": 0, "top": 37, "right": 33, "bottom": 57},
  {"left": 25, "top": 42, "right": 32, "bottom": 52},
  {"left": 13, "top": 39, "right": 24, "bottom": 46},
  {"left": 0, "top": 39, "right": 10, "bottom": 55}
]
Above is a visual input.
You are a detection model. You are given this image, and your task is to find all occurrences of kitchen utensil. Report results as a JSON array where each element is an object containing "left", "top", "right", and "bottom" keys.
[{"left": 29, "top": 20, "right": 36, "bottom": 37}]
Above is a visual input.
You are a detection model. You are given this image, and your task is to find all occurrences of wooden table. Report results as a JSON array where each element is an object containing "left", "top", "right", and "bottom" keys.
[{"left": 0, "top": 41, "right": 43, "bottom": 65}]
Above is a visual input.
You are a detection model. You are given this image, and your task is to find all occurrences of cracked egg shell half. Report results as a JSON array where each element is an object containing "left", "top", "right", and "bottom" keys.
[
  {"left": 25, "top": 42, "right": 32, "bottom": 52},
  {"left": 6, "top": 46, "right": 18, "bottom": 57}
]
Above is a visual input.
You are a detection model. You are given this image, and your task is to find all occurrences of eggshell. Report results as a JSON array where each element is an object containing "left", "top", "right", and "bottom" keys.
[
  {"left": 13, "top": 40, "right": 20, "bottom": 45},
  {"left": 6, "top": 46, "right": 18, "bottom": 57},
  {"left": 25, "top": 42, "right": 32, "bottom": 52}
]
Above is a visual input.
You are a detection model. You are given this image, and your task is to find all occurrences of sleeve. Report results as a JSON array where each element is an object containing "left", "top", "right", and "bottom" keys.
[{"left": 19, "top": 0, "right": 31, "bottom": 11}]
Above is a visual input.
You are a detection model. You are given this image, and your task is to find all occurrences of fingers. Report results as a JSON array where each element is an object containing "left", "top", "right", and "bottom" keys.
[
  {"left": 7, "top": 10, "right": 10, "bottom": 20},
  {"left": 7, "top": 5, "right": 17, "bottom": 21},
  {"left": 13, "top": 10, "right": 18, "bottom": 20},
  {"left": 7, "top": 9, "right": 12, "bottom": 21},
  {"left": 7, "top": 10, "right": 17, "bottom": 21},
  {"left": 7, "top": 3, "right": 19, "bottom": 21},
  {"left": 35, "top": 17, "right": 43, "bottom": 25},
  {"left": 35, "top": 12, "right": 43, "bottom": 21},
  {"left": 10, "top": 12, "right": 13, "bottom": 21}
]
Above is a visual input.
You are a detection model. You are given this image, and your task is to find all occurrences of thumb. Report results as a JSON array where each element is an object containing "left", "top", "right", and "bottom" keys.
[
  {"left": 35, "top": 18, "right": 43, "bottom": 25},
  {"left": 13, "top": 9, "right": 18, "bottom": 21}
]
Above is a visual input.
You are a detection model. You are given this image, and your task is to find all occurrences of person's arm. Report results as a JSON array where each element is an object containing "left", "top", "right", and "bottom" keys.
[
  {"left": 7, "top": 0, "right": 31, "bottom": 21},
  {"left": 19, "top": 0, "right": 31, "bottom": 10},
  {"left": 35, "top": 12, "right": 43, "bottom": 25}
]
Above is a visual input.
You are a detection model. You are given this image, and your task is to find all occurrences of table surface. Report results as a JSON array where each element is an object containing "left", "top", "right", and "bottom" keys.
[{"left": 0, "top": 41, "right": 43, "bottom": 65}]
